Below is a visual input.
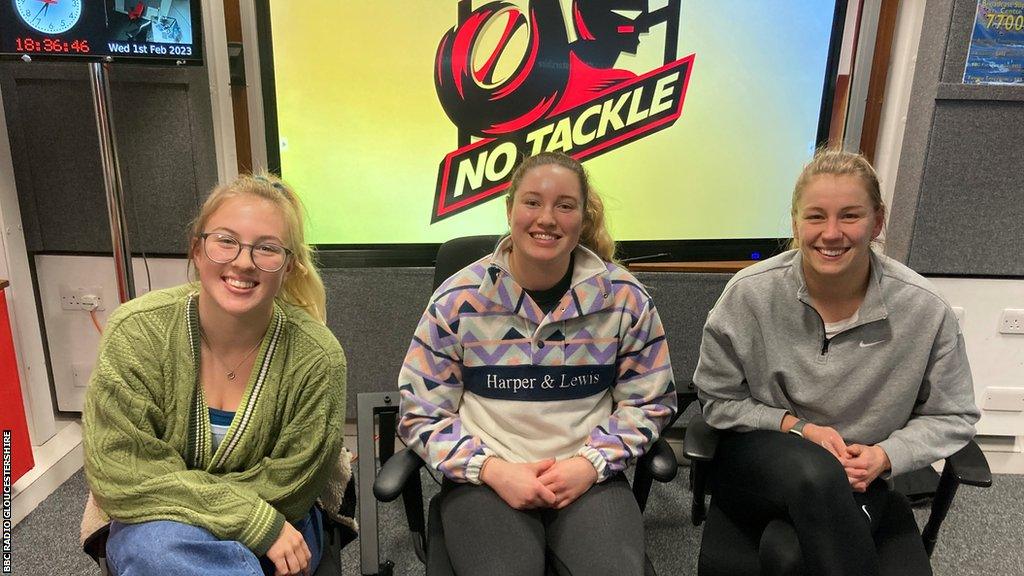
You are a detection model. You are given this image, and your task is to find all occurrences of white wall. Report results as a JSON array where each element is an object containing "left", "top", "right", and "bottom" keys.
[
  {"left": 931, "top": 278, "right": 1024, "bottom": 438},
  {"left": 0, "top": 84, "right": 56, "bottom": 446},
  {"left": 35, "top": 255, "right": 189, "bottom": 412}
]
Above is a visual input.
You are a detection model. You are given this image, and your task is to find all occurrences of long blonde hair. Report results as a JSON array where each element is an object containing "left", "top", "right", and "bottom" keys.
[
  {"left": 505, "top": 152, "right": 616, "bottom": 262},
  {"left": 189, "top": 172, "right": 327, "bottom": 323},
  {"left": 789, "top": 148, "right": 886, "bottom": 250}
]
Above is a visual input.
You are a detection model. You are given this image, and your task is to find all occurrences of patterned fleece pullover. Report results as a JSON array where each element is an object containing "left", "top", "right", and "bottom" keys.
[
  {"left": 398, "top": 238, "right": 678, "bottom": 484},
  {"left": 84, "top": 284, "right": 347, "bottom": 555}
]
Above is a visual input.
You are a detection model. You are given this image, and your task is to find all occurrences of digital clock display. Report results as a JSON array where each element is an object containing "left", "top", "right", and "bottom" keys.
[
  {"left": 0, "top": 0, "right": 203, "bottom": 64},
  {"left": 15, "top": 37, "right": 91, "bottom": 54}
]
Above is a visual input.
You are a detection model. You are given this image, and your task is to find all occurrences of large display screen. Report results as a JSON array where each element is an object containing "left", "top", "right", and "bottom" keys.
[
  {"left": 0, "top": 0, "right": 202, "bottom": 63},
  {"left": 265, "top": 1, "right": 842, "bottom": 250}
]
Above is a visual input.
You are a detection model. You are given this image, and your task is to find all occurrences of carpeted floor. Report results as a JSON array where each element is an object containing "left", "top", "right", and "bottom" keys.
[{"left": 10, "top": 466, "right": 1024, "bottom": 575}]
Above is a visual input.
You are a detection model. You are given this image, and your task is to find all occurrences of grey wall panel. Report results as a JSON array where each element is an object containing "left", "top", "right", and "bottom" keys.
[
  {"left": 940, "top": 0, "right": 985, "bottom": 84},
  {"left": 907, "top": 100, "right": 1024, "bottom": 275},
  {"left": 0, "top": 70, "right": 107, "bottom": 252},
  {"left": 0, "top": 62, "right": 216, "bottom": 255},
  {"left": 638, "top": 271, "right": 731, "bottom": 386},
  {"left": 323, "top": 267, "right": 435, "bottom": 420},
  {"left": 324, "top": 266, "right": 730, "bottom": 420},
  {"left": 110, "top": 75, "right": 213, "bottom": 253},
  {"left": 887, "top": 0, "right": 956, "bottom": 263},
  {"left": 890, "top": 0, "right": 1024, "bottom": 277}
]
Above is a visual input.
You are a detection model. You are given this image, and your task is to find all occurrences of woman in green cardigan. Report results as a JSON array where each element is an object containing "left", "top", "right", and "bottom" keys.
[{"left": 84, "top": 173, "right": 347, "bottom": 576}]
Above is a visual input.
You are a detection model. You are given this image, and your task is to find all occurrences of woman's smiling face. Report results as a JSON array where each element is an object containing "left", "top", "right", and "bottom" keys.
[
  {"left": 192, "top": 194, "right": 292, "bottom": 319},
  {"left": 506, "top": 163, "right": 584, "bottom": 285},
  {"left": 793, "top": 174, "right": 884, "bottom": 283}
]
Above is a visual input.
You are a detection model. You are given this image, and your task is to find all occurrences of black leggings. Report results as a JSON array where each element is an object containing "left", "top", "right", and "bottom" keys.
[{"left": 711, "top": 430, "right": 888, "bottom": 576}]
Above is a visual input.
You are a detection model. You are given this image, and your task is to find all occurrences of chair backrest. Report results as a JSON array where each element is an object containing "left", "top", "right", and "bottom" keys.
[{"left": 432, "top": 235, "right": 502, "bottom": 290}]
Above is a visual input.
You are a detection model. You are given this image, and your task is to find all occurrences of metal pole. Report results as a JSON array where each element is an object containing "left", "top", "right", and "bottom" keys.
[
  {"left": 88, "top": 62, "right": 136, "bottom": 303},
  {"left": 357, "top": 392, "right": 384, "bottom": 575}
]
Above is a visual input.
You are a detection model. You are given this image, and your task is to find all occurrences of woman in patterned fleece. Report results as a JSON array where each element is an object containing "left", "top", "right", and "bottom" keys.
[
  {"left": 84, "top": 173, "right": 346, "bottom": 576},
  {"left": 399, "top": 152, "right": 677, "bottom": 575},
  {"left": 693, "top": 149, "right": 979, "bottom": 575}
]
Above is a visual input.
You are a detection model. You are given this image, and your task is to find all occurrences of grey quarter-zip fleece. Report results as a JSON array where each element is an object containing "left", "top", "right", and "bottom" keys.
[{"left": 693, "top": 249, "right": 980, "bottom": 477}]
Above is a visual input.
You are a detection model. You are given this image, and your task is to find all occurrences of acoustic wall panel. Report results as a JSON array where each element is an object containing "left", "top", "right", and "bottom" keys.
[
  {"left": 0, "top": 71, "right": 107, "bottom": 252},
  {"left": 0, "top": 62, "right": 216, "bottom": 255},
  {"left": 907, "top": 100, "right": 1024, "bottom": 276},
  {"left": 891, "top": 0, "right": 1024, "bottom": 277}
]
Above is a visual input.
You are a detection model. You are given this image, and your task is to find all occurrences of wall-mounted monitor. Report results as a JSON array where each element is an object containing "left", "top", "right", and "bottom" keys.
[
  {"left": 0, "top": 0, "right": 203, "bottom": 64},
  {"left": 258, "top": 0, "right": 846, "bottom": 265}
]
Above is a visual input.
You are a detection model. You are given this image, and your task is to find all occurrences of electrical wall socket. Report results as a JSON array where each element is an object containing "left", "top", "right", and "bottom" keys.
[
  {"left": 59, "top": 285, "right": 105, "bottom": 311},
  {"left": 951, "top": 306, "right": 964, "bottom": 323},
  {"left": 983, "top": 387, "right": 1024, "bottom": 412},
  {"left": 71, "top": 362, "right": 94, "bottom": 389},
  {"left": 998, "top": 308, "right": 1024, "bottom": 334}
]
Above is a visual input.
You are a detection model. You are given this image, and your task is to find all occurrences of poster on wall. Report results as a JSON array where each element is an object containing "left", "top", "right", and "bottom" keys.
[
  {"left": 269, "top": 1, "right": 839, "bottom": 245},
  {"left": 963, "top": 0, "right": 1024, "bottom": 85}
]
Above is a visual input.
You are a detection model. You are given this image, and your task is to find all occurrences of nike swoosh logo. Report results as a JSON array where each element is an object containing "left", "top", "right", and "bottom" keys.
[
  {"left": 859, "top": 340, "right": 884, "bottom": 348},
  {"left": 862, "top": 505, "right": 872, "bottom": 521}
]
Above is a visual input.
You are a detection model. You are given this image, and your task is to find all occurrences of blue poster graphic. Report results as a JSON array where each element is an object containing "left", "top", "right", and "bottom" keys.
[{"left": 963, "top": 0, "right": 1024, "bottom": 85}]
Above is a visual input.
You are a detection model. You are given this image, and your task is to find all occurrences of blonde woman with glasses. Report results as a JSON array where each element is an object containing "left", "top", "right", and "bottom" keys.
[{"left": 84, "top": 173, "right": 346, "bottom": 576}]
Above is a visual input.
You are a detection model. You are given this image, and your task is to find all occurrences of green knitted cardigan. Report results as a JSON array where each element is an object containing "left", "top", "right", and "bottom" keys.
[{"left": 83, "top": 284, "right": 347, "bottom": 555}]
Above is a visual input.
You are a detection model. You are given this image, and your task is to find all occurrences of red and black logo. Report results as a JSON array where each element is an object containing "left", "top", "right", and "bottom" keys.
[{"left": 432, "top": 0, "right": 693, "bottom": 222}]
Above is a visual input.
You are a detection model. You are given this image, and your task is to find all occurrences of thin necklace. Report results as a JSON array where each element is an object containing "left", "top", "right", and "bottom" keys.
[{"left": 199, "top": 330, "right": 262, "bottom": 381}]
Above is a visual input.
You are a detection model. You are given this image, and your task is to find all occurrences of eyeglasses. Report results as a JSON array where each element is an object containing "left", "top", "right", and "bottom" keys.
[{"left": 198, "top": 232, "right": 293, "bottom": 272}]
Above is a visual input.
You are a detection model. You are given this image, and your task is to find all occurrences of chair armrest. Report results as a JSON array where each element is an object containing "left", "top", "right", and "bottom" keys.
[
  {"left": 372, "top": 448, "right": 425, "bottom": 502},
  {"left": 632, "top": 436, "right": 679, "bottom": 512},
  {"left": 82, "top": 522, "right": 111, "bottom": 565},
  {"left": 684, "top": 414, "right": 719, "bottom": 526},
  {"left": 683, "top": 413, "right": 719, "bottom": 462},
  {"left": 640, "top": 437, "right": 678, "bottom": 483},
  {"left": 670, "top": 387, "right": 700, "bottom": 427},
  {"left": 943, "top": 440, "right": 992, "bottom": 488},
  {"left": 921, "top": 439, "right": 992, "bottom": 556}
]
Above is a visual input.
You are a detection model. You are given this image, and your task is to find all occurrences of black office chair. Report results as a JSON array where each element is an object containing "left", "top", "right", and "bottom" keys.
[
  {"left": 371, "top": 235, "right": 688, "bottom": 575},
  {"left": 683, "top": 413, "right": 993, "bottom": 576}
]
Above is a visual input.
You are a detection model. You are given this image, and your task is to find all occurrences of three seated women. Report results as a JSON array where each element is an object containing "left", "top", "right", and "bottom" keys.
[{"left": 84, "top": 149, "right": 978, "bottom": 576}]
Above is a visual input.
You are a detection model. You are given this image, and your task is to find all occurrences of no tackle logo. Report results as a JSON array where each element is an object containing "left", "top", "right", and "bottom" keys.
[{"left": 431, "top": 0, "right": 694, "bottom": 222}]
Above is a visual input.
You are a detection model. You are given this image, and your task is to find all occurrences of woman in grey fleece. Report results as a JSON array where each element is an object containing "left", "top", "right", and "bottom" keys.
[{"left": 693, "top": 149, "right": 979, "bottom": 575}]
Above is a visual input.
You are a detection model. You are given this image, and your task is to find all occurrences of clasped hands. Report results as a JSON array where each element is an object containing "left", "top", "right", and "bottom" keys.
[
  {"left": 801, "top": 423, "right": 891, "bottom": 492},
  {"left": 479, "top": 456, "right": 598, "bottom": 510}
]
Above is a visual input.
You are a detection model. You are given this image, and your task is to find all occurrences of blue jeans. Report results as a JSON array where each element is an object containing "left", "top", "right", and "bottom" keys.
[{"left": 106, "top": 508, "right": 323, "bottom": 576}]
